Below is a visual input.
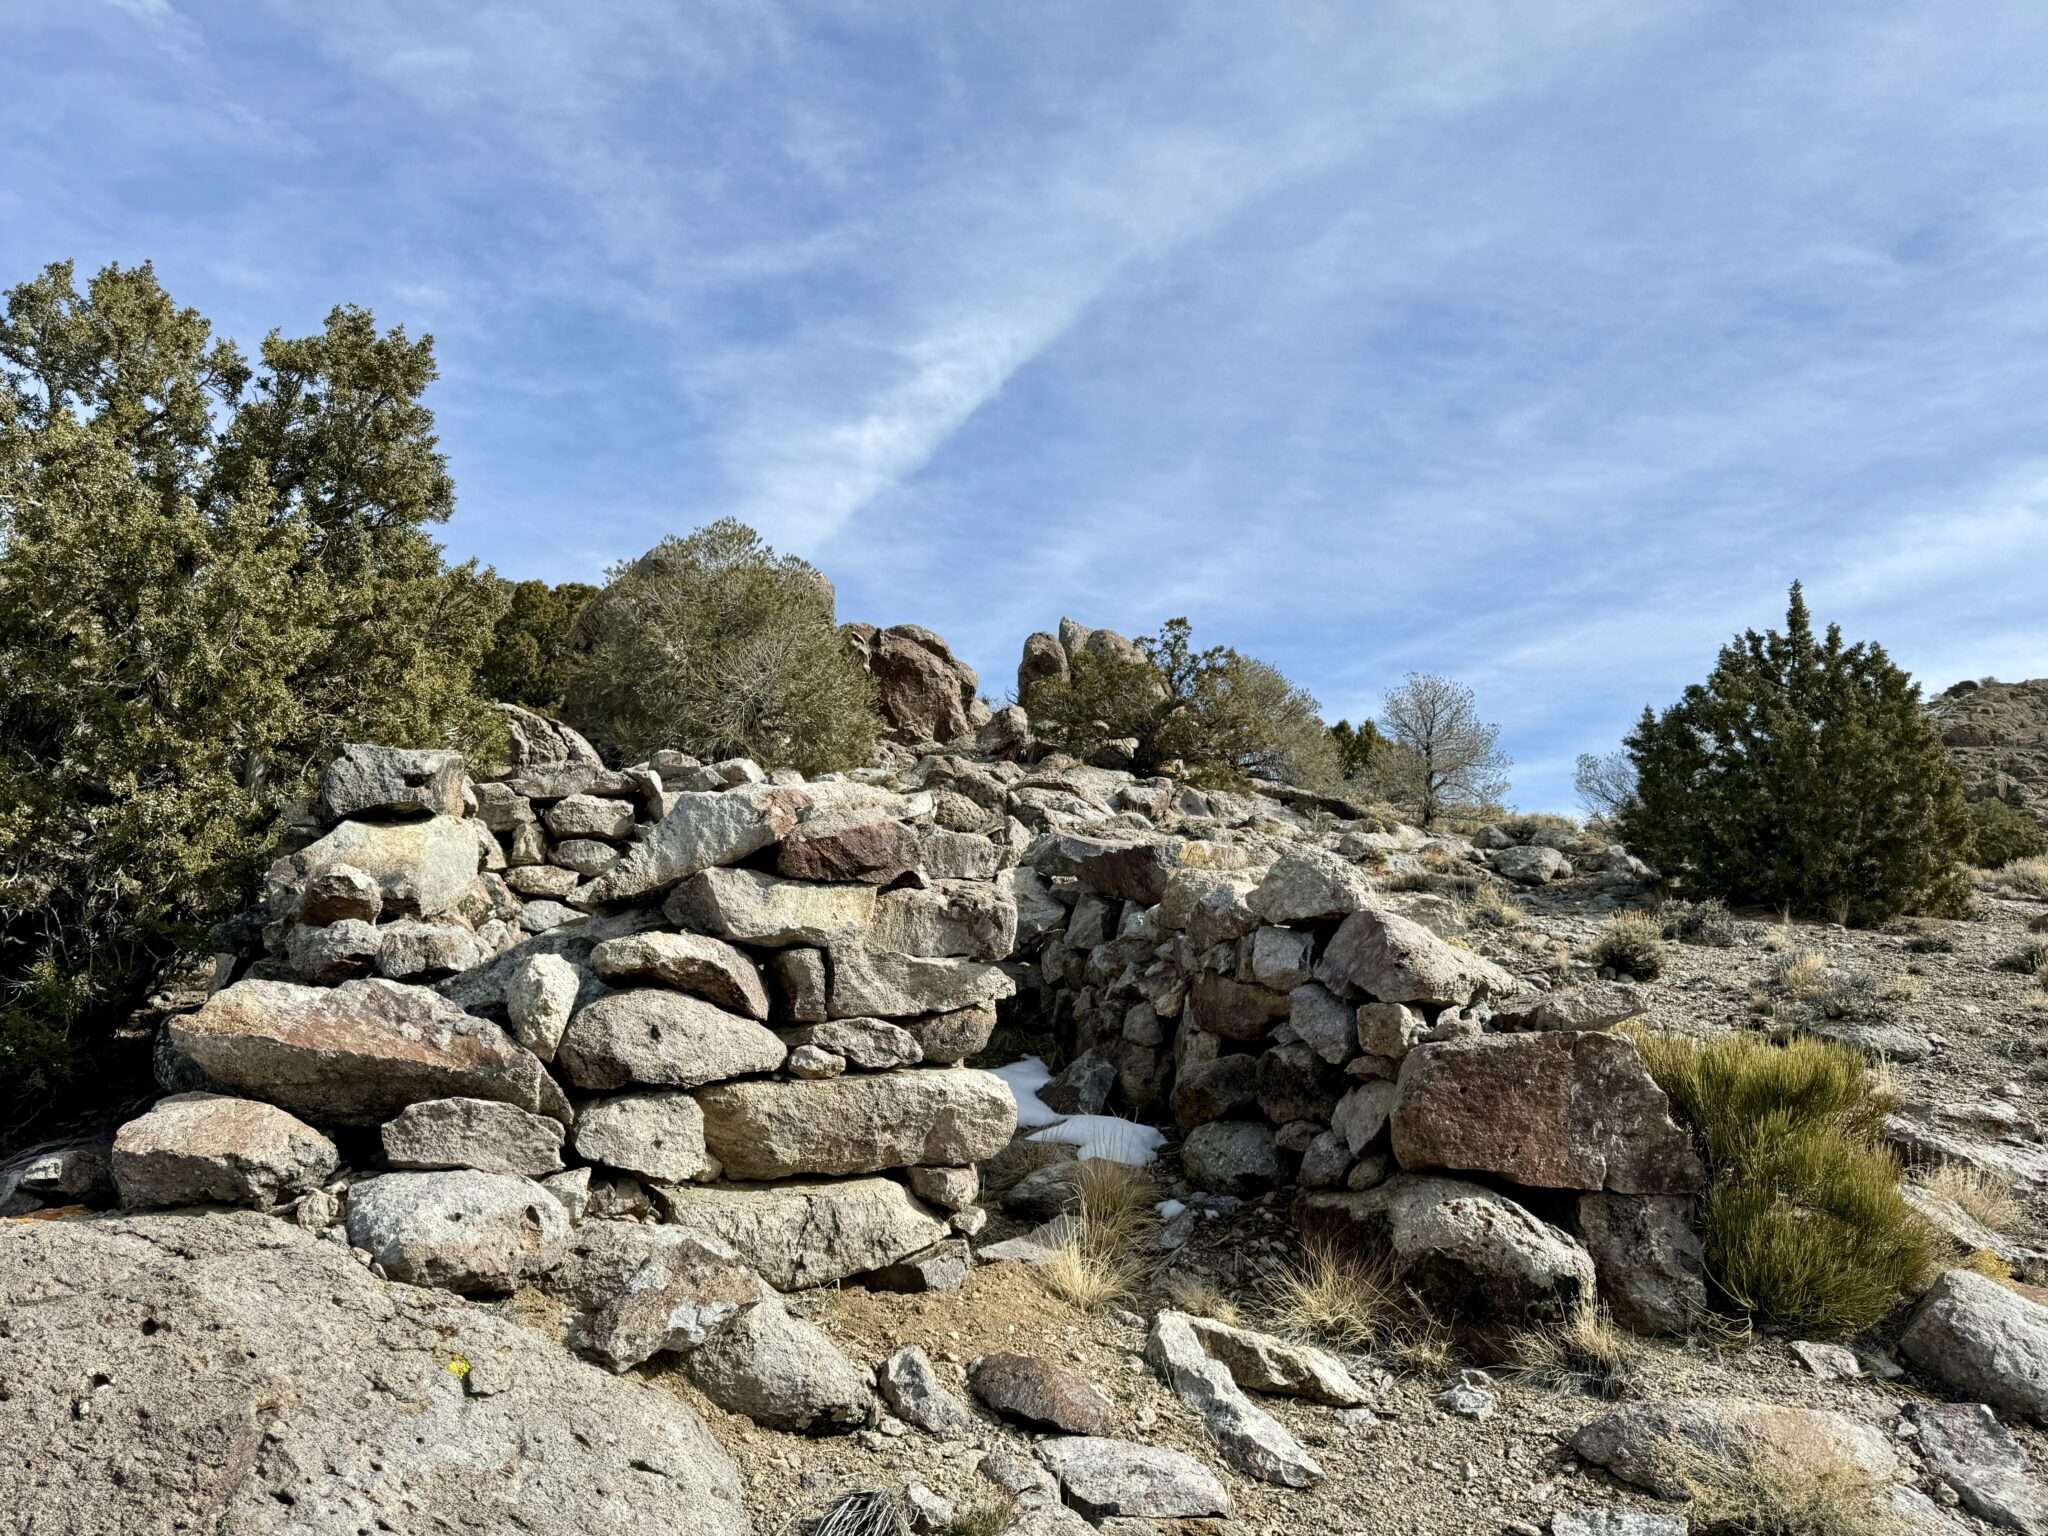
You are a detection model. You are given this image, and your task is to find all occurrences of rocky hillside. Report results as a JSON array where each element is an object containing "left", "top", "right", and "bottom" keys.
[
  {"left": 1931, "top": 676, "right": 2048, "bottom": 817},
  {"left": 3, "top": 630, "right": 2047, "bottom": 1536}
]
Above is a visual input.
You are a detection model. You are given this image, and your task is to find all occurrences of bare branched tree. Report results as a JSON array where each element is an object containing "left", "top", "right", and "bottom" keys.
[
  {"left": 1378, "top": 673, "right": 1511, "bottom": 828},
  {"left": 1574, "top": 748, "right": 1639, "bottom": 821}
]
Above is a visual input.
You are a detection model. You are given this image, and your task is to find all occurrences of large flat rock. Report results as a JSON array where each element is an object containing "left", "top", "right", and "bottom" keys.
[
  {"left": 651, "top": 1176, "right": 950, "bottom": 1289},
  {"left": 281, "top": 814, "right": 481, "bottom": 918},
  {"left": 695, "top": 1068, "right": 1017, "bottom": 1178},
  {"left": 166, "top": 978, "right": 562, "bottom": 1127},
  {"left": 0, "top": 1211, "right": 749, "bottom": 1535},
  {"left": 1314, "top": 906, "right": 1519, "bottom": 1005},
  {"left": 582, "top": 784, "right": 810, "bottom": 905},
  {"left": 555, "top": 989, "right": 786, "bottom": 1091}
]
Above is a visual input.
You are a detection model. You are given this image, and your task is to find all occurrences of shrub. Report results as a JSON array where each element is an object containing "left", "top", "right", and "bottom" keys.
[
  {"left": 0, "top": 260, "right": 504, "bottom": 1147},
  {"left": 2001, "top": 855, "right": 2048, "bottom": 897},
  {"left": 1506, "top": 1300, "right": 1638, "bottom": 1398},
  {"left": 1466, "top": 882, "right": 1525, "bottom": 928},
  {"left": 1969, "top": 798, "right": 2048, "bottom": 869},
  {"left": 1164, "top": 1273, "right": 1243, "bottom": 1326},
  {"left": 1914, "top": 1163, "right": 2020, "bottom": 1235},
  {"left": 477, "top": 577, "right": 596, "bottom": 710},
  {"left": 1023, "top": 617, "right": 1338, "bottom": 788},
  {"left": 1377, "top": 673, "right": 1512, "bottom": 829},
  {"left": 1574, "top": 748, "right": 1639, "bottom": 820},
  {"left": 1632, "top": 1029, "right": 1933, "bottom": 1335},
  {"left": 1668, "top": 1435, "right": 1904, "bottom": 1536},
  {"left": 1587, "top": 911, "right": 1667, "bottom": 979},
  {"left": 1619, "top": 584, "right": 1972, "bottom": 927},
  {"left": 563, "top": 519, "right": 879, "bottom": 774},
  {"left": 1664, "top": 898, "right": 1739, "bottom": 948},
  {"left": 1995, "top": 940, "right": 2048, "bottom": 977}
]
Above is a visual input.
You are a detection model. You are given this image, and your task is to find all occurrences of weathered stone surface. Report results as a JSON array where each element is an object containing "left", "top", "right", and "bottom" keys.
[
  {"left": 1188, "top": 973, "right": 1291, "bottom": 1042},
  {"left": 1569, "top": 1396, "right": 1897, "bottom": 1500},
  {"left": 583, "top": 783, "right": 810, "bottom": 905},
  {"left": 971, "top": 1353, "right": 1117, "bottom": 1435},
  {"left": 1256, "top": 1042, "right": 1343, "bottom": 1124},
  {"left": 380, "top": 1096, "right": 566, "bottom": 1176},
  {"left": 1332, "top": 1079, "right": 1396, "bottom": 1154},
  {"left": 591, "top": 931, "right": 769, "bottom": 1019},
  {"left": 783, "top": 1018, "right": 923, "bottom": 1071},
  {"left": 1901, "top": 1268, "right": 2048, "bottom": 1425},
  {"left": 1491, "top": 983, "right": 1648, "bottom": 1034},
  {"left": 654, "top": 1176, "right": 950, "bottom": 1290},
  {"left": 1251, "top": 927, "right": 1316, "bottom": 990},
  {"left": 846, "top": 622, "right": 984, "bottom": 745},
  {"left": 573, "top": 1091, "right": 714, "bottom": 1183},
  {"left": 908, "top": 1164, "right": 980, "bottom": 1211},
  {"left": 1355, "top": 1000, "right": 1430, "bottom": 1059},
  {"left": 922, "top": 828, "right": 1003, "bottom": 881},
  {"left": 1316, "top": 907, "right": 1519, "bottom": 1005},
  {"left": 776, "top": 812, "right": 922, "bottom": 884},
  {"left": 1247, "top": 847, "right": 1376, "bottom": 923},
  {"left": 873, "top": 880, "right": 1019, "bottom": 961},
  {"left": 346, "top": 1170, "right": 569, "bottom": 1293},
  {"left": 1392, "top": 1032, "right": 1703, "bottom": 1195},
  {"left": 1494, "top": 844, "right": 1572, "bottom": 885},
  {"left": 899, "top": 1002, "right": 999, "bottom": 1065},
  {"left": 1906, "top": 1401, "right": 2047, "bottom": 1535},
  {"left": 697, "top": 1069, "right": 1016, "bottom": 1178},
  {"left": 285, "top": 814, "right": 481, "bottom": 918},
  {"left": 1577, "top": 1193, "right": 1706, "bottom": 1336},
  {"left": 667, "top": 867, "right": 877, "bottom": 947},
  {"left": 0, "top": 1211, "right": 747, "bottom": 1536},
  {"left": 1035, "top": 1437, "right": 1232, "bottom": 1521},
  {"left": 0, "top": 1136, "right": 112, "bottom": 1216},
  {"left": 1171, "top": 1054, "right": 1260, "bottom": 1127},
  {"left": 506, "top": 952, "right": 583, "bottom": 1060},
  {"left": 879, "top": 1344, "right": 974, "bottom": 1434},
  {"left": 498, "top": 702, "right": 604, "bottom": 769},
  {"left": 299, "top": 862, "right": 383, "bottom": 924},
  {"left": 829, "top": 945, "right": 1017, "bottom": 1019},
  {"left": 1144, "top": 1310, "right": 1323, "bottom": 1487},
  {"left": 1040, "top": 1052, "right": 1118, "bottom": 1115},
  {"left": 1300, "top": 1129, "right": 1352, "bottom": 1188},
  {"left": 1550, "top": 1511, "right": 1687, "bottom": 1536},
  {"left": 288, "top": 918, "right": 383, "bottom": 982},
  {"left": 1299, "top": 1176, "right": 1596, "bottom": 1326},
  {"left": 1178, "top": 1313, "right": 1371, "bottom": 1405},
  {"left": 550, "top": 838, "right": 619, "bottom": 877},
  {"left": 168, "top": 977, "right": 560, "bottom": 1126},
  {"left": 374, "top": 918, "right": 486, "bottom": 980},
  {"left": 555, "top": 988, "right": 786, "bottom": 1091},
  {"left": 321, "top": 743, "right": 467, "bottom": 821},
  {"left": 1182, "top": 1121, "right": 1280, "bottom": 1196},
  {"left": 769, "top": 947, "right": 831, "bottom": 1023},
  {"left": 506, "top": 862, "right": 582, "bottom": 898},
  {"left": 786, "top": 1043, "right": 845, "bottom": 1078},
  {"left": 1009, "top": 865, "right": 1068, "bottom": 945},
  {"left": 545, "top": 793, "right": 636, "bottom": 842},
  {"left": 505, "top": 762, "right": 634, "bottom": 801},
  {"left": 571, "top": 1230, "right": 771, "bottom": 1371},
  {"left": 860, "top": 1237, "right": 970, "bottom": 1293},
  {"left": 1070, "top": 838, "right": 1185, "bottom": 906},
  {"left": 112, "top": 1093, "right": 338, "bottom": 1209},
  {"left": 685, "top": 1298, "right": 875, "bottom": 1433}
]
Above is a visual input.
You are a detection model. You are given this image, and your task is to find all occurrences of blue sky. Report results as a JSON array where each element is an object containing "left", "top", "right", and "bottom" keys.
[{"left": 7, "top": 2, "right": 2047, "bottom": 809}]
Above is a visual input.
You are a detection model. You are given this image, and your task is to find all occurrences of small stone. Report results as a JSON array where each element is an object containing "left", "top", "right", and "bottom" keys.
[
  {"left": 878, "top": 1345, "right": 975, "bottom": 1435},
  {"left": 970, "top": 1352, "right": 1117, "bottom": 1435}
]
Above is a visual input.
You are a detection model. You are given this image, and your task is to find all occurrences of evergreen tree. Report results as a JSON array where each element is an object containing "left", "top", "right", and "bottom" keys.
[{"left": 1618, "top": 584, "right": 1971, "bottom": 925}]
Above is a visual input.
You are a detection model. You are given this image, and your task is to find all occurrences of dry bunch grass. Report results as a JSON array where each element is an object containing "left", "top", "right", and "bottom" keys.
[
  {"left": 1666, "top": 1436, "right": 1904, "bottom": 1536},
  {"left": 1505, "top": 1300, "right": 1640, "bottom": 1396},
  {"left": 1258, "top": 1233, "right": 1397, "bottom": 1352},
  {"left": 1915, "top": 1163, "right": 2021, "bottom": 1234},
  {"left": 1037, "top": 1159, "right": 1159, "bottom": 1313},
  {"left": 1164, "top": 1272, "right": 1242, "bottom": 1326}
]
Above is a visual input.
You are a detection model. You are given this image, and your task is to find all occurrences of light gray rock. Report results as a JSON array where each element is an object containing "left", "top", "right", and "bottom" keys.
[
  {"left": 571, "top": 1232, "right": 772, "bottom": 1372},
  {"left": 653, "top": 1176, "right": 950, "bottom": 1289},
  {"left": 769, "top": 947, "right": 830, "bottom": 1023},
  {"left": 320, "top": 743, "right": 467, "bottom": 821},
  {"left": 1144, "top": 1310, "right": 1324, "bottom": 1487},
  {"left": 497, "top": 703, "right": 604, "bottom": 768},
  {"left": 861, "top": 1237, "right": 970, "bottom": 1293},
  {"left": 978, "top": 1214, "right": 1081, "bottom": 1267},
  {"left": 167, "top": 977, "right": 562, "bottom": 1127},
  {"left": 379, "top": 1096, "right": 566, "bottom": 1176},
  {"left": 582, "top": 782, "right": 811, "bottom": 905},
  {"left": 1286, "top": 983, "right": 1359, "bottom": 1068},
  {"left": 1181, "top": 1120, "right": 1280, "bottom": 1196},
  {"left": 1039, "top": 1052, "right": 1118, "bottom": 1115},
  {"left": 345, "top": 1170, "right": 569, "bottom": 1293},
  {"left": 506, "top": 862, "right": 582, "bottom": 899},
  {"left": 282, "top": 814, "right": 482, "bottom": 919},
  {"left": 550, "top": 837, "right": 620, "bottom": 877},
  {"left": 1247, "top": 847, "right": 1376, "bottom": 923},
  {"left": 519, "top": 899, "right": 580, "bottom": 933},
  {"left": 1494, "top": 844, "right": 1573, "bottom": 885},
  {"left": 878, "top": 1344, "right": 975, "bottom": 1434},
  {"left": 1249, "top": 926, "right": 1315, "bottom": 991},
  {"left": 590, "top": 931, "right": 769, "bottom": 1019},
  {"left": 908, "top": 1165, "right": 980, "bottom": 1211},
  {"left": 1577, "top": 1193, "right": 1706, "bottom": 1336},
  {"left": 1332, "top": 1080, "right": 1397, "bottom": 1155},
  {"left": 1491, "top": 983, "right": 1648, "bottom": 1033},
  {"left": 287, "top": 917, "right": 383, "bottom": 982},
  {"left": 573, "top": 1091, "right": 714, "bottom": 1183},
  {"left": 1907, "top": 1401, "right": 2047, "bottom": 1535},
  {"left": 782, "top": 1018, "right": 923, "bottom": 1071},
  {"left": 1550, "top": 1511, "right": 1687, "bottom": 1536},
  {"left": 1299, "top": 1129, "right": 1352, "bottom": 1188},
  {"left": 298, "top": 862, "right": 382, "bottom": 924},
  {"left": 1177, "top": 1312, "right": 1372, "bottom": 1405},
  {"left": 545, "top": 793, "right": 636, "bottom": 842},
  {"left": 1356, "top": 1000, "right": 1429, "bottom": 1058},
  {"left": 1569, "top": 1396, "right": 1897, "bottom": 1499},
  {"left": 922, "top": 829, "right": 1002, "bottom": 882},
  {"left": 1315, "top": 906, "right": 1519, "bottom": 1005},
  {"left": 872, "top": 880, "right": 1020, "bottom": 962},
  {"left": 505, "top": 952, "right": 582, "bottom": 1060},
  {"left": 786, "top": 1044, "right": 845, "bottom": 1078},
  {"left": 1299, "top": 1176, "right": 1596, "bottom": 1326},
  {"left": 540, "top": 1166, "right": 591, "bottom": 1222},
  {"left": 555, "top": 988, "right": 786, "bottom": 1090},
  {"left": 112, "top": 1093, "right": 338, "bottom": 1209},
  {"left": 374, "top": 918, "right": 486, "bottom": 980},
  {"left": 685, "top": 1298, "right": 875, "bottom": 1433},
  {"left": 1034, "top": 1437, "right": 1232, "bottom": 1521},
  {"left": 1901, "top": 1269, "right": 2048, "bottom": 1425},
  {"left": 1392, "top": 1031, "right": 1703, "bottom": 1194},
  {"left": 666, "top": 867, "right": 877, "bottom": 947},
  {"left": 697, "top": 1068, "right": 1017, "bottom": 1178},
  {"left": 0, "top": 1211, "right": 746, "bottom": 1536},
  {"left": 898, "top": 1002, "right": 1000, "bottom": 1064},
  {"left": 1008, "top": 865, "right": 1068, "bottom": 945},
  {"left": 828, "top": 945, "right": 1017, "bottom": 1019}
]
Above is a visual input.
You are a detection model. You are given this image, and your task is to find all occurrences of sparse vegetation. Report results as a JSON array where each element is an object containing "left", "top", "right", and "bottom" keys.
[
  {"left": 1164, "top": 1272, "right": 1242, "bottom": 1326},
  {"left": 1632, "top": 1029, "right": 1934, "bottom": 1335},
  {"left": 1037, "top": 1159, "right": 1159, "bottom": 1313},
  {"left": 1465, "top": 882, "right": 1525, "bottom": 928},
  {"left": 1377, "top": 673, "right": 1513, "bottom": 829},
  {"left": 563, "top": 519, "right": 880, "bottom": 774},
  {"left": 1914, "top": 1163, "right": 2020, "bottom": 1234},
  {"left": 1968, "top": 798, "right": 2048, "bottom": 870},
  {"left": 1664, "top": 897, "right": 1739, "bottom": 948},
  {"left": 1506, "top": 1301, "right": 1638, "bottom": 1398},
  {"left": 1620, "top": 583, "right": 1973, "bottom": 927},
  {"left": 1260, "top": 1234, "right": 1394, "bottom": 1352},
  {"left": 1668, "top": 1435, "right": 1903, "bottom": 1536},
  {"left": 1587, "top": 911, "right": 1667, "bottom": 979},
  {"left": 1994, "top": 939, "right": 2048, "bottom": 977},
  {"left": 1999, "top": 855, "right": 2048, "bottom": 898}
]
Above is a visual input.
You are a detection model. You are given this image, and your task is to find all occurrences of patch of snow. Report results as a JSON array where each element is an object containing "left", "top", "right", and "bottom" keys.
[
  {"left": 1156, "top": 1199, "right": 1186, "bottom": 1221},
  {"left": 1029, "top": 1115, "right": 1166, "bottom": 1166},
  {"left": 993, "top": 1057, "right": 1060, "bottom": 1129}
]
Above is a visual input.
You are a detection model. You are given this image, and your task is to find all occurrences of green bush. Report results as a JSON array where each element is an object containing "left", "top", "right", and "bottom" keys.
[
  {"left": 1587, "top": 911, "right": 1667, "bottom": 979},
  {"left": 1663, "top": 898, "right": 1739, "bottom": 948},
  {"left": 1619, "top": 584, "right": 1971, "bottom": 927},
  {"left": 1632, "top": 1029, "right": 1933, "bottom": 1335},
  {"left": 1023, "top": 617, "right": 1338, "bottom": 789},
  {"left": 0, "top": 259, "right": 503, "bottom": 1147},
  {"left": 478, "top": 578, "right": 597, "bottom": 710},
  {"left": 563, "top": 519, "right": 879, "bottom": 774},
  {"left": 1968, "top": 798, "right": 2048, "bottom": 870}
]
